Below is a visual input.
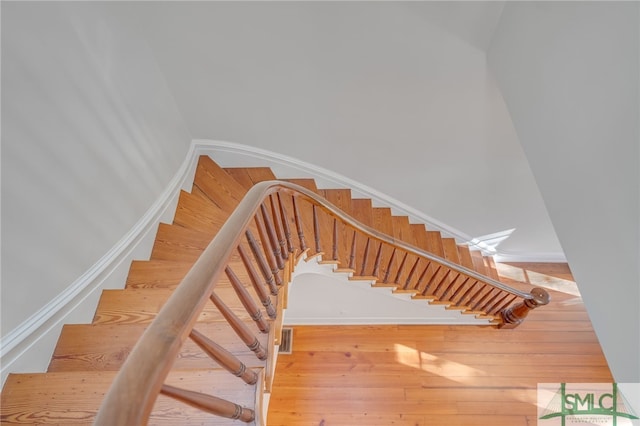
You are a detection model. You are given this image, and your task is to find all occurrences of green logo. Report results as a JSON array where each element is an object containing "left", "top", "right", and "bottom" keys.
[{"left": 539, "top": 383, "right": 639, "bottom": 425}]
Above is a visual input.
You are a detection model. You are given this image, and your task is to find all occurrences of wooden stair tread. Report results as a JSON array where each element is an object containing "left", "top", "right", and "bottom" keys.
[
  {"left": 49, "top": 323, "right": 269, "bottom": 372},
  {"left": 425, "top": 231, "right": 445, "bottom": 257},
  {"left": 391, "top": 216, "right": 415, "bottom": 247},
  {"left": 442, "top": 238, "right": 461, "bottom": 265},
  {"left": 457, "top": 244, "right": 475, "bottom": 270},
  {"left": 281, "top": 178, "right": 318, "bottom": 193},
  {"left": 471, "top": 250, "right": 489, "bottom": 276},
  {"left": 151, "top": 223, "right": 216, "bottom": 262},
  {"left": 411, "top": 223, "right": 429, "bottom": 252},
  {"left": 173, "top": 190, "right": 230, "bottom": 233},
  {"left": 150, "top": 223, "right": 259, "bottom": 264},
  {"left": 484, "top": 256, "right": 500, "bottom": 281},
  {"left": 224, "top": 167, "right": 277, "bottom": 189},
  {"left": 126, "top": 259, "right": 195, "bottom": 288},
  {"left": 93, "top": 285, "right": 272, "bottom": 325},
  {"left": 193, "top": 156, "right": 248, "bottom": 213},
  {"left": 0, "top": 369, "right": 259, "bottom": 425},
  {"left": 320, "top": 189, "right": 353, "bottom": 266}
]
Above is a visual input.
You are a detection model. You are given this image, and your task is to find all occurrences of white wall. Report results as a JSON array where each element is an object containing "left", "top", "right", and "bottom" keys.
[
  {"left": 125, "top": 1, "right": 562, "bottom": 260},
  {"left": 488, "top": 1, "right": 639, "bottom": 382},
  {"left": 1, "top": 2, "right": 190, "bottom": 336}
]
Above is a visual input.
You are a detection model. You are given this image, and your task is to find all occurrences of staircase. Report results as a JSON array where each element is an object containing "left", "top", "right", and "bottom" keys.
[{"left": 0, "top": 155, "right": 548, "bottom": 425}]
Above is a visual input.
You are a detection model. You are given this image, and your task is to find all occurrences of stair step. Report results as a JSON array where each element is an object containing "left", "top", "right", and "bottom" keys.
[
  {"left": 484, "top": 255, "right": 500, "bottom": 281},
  {"left": 471, "top": 250, "right": 489, "bottom": 276},
  {"left": 411, "top": 223, "right": 429, "bottom": 252},
  {"left": 93, "top": 285, "right": 271, "bottom": 326},
  {"left": 425, "top": 231, "right": 445, "bottom": 256},
  {"left": 349, "top": 199, "right": 375, "bottom": 275},
  {"left": 281, "top": 178, "right": 318, "bottom": 193},
  {"left": 126, "top": 260, "right": 194, "bottom": 289},
  {"left": 0, "top": 369, "right": 260, "bottom": 425},
  {"left": 457, "top": 244, "right": 475, "bottom": 270},
  {"left": 320, "top": 189, "right": 353, "bottom": 266},
  {"left": 173, "top": 190, "right": 229, "bottom": 233},
  {"left": 370, "top": 207, "right": 396, "bottom": 278},
  {"left": 151, "top": 223, "right": 215, "bottom": 262},
  {"left": 49, "top": 323, "right": 269, "bottom": 372},
  {"left": 224, "top": 167, "right": 277, "bottom": 189},
  {"left": 193, "top": 156, "right": 247, "bottom": 213},
  {"left": 391, "top": 215, "right": 416, "bottom": 247},
  {"left": 442, "top": 238, "right": 461, "bottom": 264}
]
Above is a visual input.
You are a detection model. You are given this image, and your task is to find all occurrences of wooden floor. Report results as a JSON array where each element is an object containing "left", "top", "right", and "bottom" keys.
[{"left": 267, "top": 263, "right": 612, "bottom": 425}]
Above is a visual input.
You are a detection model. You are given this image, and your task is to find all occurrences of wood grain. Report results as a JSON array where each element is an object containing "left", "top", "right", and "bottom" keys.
[
  {"left": 0, "top": 369, "right": 258, "bottom": 425},
  {"left": 268, "top": 277, "right": 612, "bottom": 426}
]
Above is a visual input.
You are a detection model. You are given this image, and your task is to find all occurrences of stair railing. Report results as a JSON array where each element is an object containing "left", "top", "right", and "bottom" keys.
[{"left": 94, "top": 181, "right": 548, "bottom": 425}]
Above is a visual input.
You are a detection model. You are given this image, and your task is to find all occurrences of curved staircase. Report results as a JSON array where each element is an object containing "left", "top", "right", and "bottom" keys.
[{"left": 0, "top": 156, "right": 548, "bottom": 425}]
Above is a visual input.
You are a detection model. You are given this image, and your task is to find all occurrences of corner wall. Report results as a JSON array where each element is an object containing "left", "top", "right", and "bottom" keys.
[
  {"left": 488, "top": 1, "right": 640, "bottom": 382},
  {"left": 1, "top": 2, "right": 190, "bottom": 370}
]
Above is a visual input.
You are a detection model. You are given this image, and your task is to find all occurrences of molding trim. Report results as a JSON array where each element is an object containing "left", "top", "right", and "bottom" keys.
[
  {"left": 1, "top": 138, "right": 565, "bottom": 381},
  {"left": 0, "top": 142, "right": 200, "bottom": 378},
  {"left": 192, "top": 139, "right": 498, "bottom": 253},
  {"left": 193, "top": 139, "right": 566, "bottom": 262}
]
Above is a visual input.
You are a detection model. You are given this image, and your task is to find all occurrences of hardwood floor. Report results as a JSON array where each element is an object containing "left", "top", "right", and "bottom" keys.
[{"left": 267, "top": 264, "right": 612, "bottom": 425}]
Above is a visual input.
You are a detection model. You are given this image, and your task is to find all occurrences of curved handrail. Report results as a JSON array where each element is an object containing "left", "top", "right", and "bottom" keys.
[{"left": 94, "top": 180, "right": 537, "bottom": 425}]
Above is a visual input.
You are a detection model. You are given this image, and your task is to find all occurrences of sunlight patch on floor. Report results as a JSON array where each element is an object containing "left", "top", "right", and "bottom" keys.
[
  {"left": 496, "top": 263, "right": 581, "bottom": 297},
  {"left": 393, "top": 343, "right": 485, "bottom": 384}
]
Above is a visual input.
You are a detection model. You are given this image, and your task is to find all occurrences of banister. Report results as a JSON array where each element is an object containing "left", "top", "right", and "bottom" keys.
[{"left": 94, "top": 180, "right": 543, "bottom": 425}]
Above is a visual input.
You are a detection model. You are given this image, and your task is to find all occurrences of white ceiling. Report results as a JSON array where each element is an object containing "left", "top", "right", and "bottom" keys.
[
  {"left": 400, "top": 1, "right": 506, "bottom": 52},
  {"left": 117, "top": 1, "right": 561, "bottom": 258}
]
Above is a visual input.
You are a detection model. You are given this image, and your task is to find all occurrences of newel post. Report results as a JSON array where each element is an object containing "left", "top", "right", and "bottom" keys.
[{"left": 499, "top": 287, "right": 550, "bottom": 328}]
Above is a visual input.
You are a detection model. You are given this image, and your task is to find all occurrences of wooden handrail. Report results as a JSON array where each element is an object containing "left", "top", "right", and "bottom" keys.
[{"left": 94, "top": 180, "right": 545, "bottom": 425}]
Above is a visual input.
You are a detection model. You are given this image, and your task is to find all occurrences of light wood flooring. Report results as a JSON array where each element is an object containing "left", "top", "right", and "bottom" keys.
[{"left": 267, "top": 263, "right": 612, "bottom": 425}]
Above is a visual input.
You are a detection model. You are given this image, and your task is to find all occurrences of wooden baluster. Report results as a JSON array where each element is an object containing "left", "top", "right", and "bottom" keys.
[
  {"left": 312, "top": 205, "right": 322, "bottom": 254},
  {"left": 470, "top": 288, "right": 498, "bottom": 312},
  {"left": 457, "top": 280, "right": 482, "bottom": 306},
  {"left": 478, "top": 289, "right": 504, "bottom": 313},
  {"left": 485, "top": 292, "right": 513, "bottom": 316},
  {"left": 269, "top": 194, "right": 288, "bottom": 260},
  {"left": 465, "top": 284, "right": 492, "bottom": 310},
  {"left": 332, "top": 218, "right": 339, "bottom": 261},
  {"left": 438, "top": 272, "right": 462, "bottom": 301},
  {"left": 431, "top": 269, "right": 455, "bottom": 297},
  {"left": 246, "top": 230, "right": 279, "bottom": 295},
  {"left": 209, "top": 292, "right": 267, "bottom": 360},
  {"left": 448, "top": 276, "right": 472, "bottom": 304},
  {"left": 403, "top": 258, "right": 421, "bottom": 290},
  {"left": 359, "top": 238, "right": 371, "bottom": 276},
  {"left": 371, "top": 242, "right": 384, "bottom": 277},
  {"left": 254, "top": 214, "right": 283, "bottom": 286},
  {"left": 393, "top": 252, "right": 408, "bottom": 284},
  {"left": 238, "top": 245, "right": 278, "bottom": 314},
  {"left": 492, "top": 294, "right": 518, "bottom": 315},
  {"left": 414, "top": 261, "right": 433, "bottom": 291},
  {"left": 261, "top": 203, "right": 285, "bottom": 270},
  {"left": 348, "top": 230, "right": 357, "bottom": 270},
  {"left": 160, "top": 384, "right": 254, "bottom": 423},
  {"left": 382, "top": 248, "right": 397, "bottom": 283},
  {"left": 499, "top": 288, "right": 550, "bottom": 328},
  {"left": 189, "top": 328, "right": 258, "bottom": 385},
  {"left": 292, "top": 196, "right": 307, "bottom": 251},
  {"left": 225, "top": 266, "right": 269, "bottom": 333},
  {"left": 420, "top": 265, "right": 443, "bottom": 295},
  {"left": 277, "top": 193, "right": 295, "bottom": 254}
]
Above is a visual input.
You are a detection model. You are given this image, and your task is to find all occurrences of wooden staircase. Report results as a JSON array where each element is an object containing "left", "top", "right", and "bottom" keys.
[{"left": 0, "top": 155, "right": 548, "bottom": 425}]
